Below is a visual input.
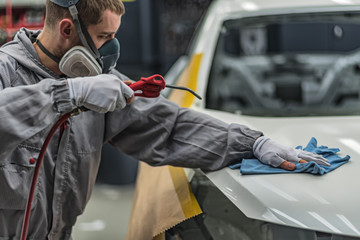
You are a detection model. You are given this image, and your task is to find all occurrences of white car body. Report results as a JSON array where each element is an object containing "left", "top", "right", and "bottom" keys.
[{"left": 165, "top": 0, "right": 360, "bottom": 239}]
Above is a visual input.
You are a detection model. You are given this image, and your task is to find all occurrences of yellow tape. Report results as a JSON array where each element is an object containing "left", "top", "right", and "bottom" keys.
[
  {"left": 167, "top": 53, "right": 203, "bottom": 219},
  {"left": 168, "top": 53, "right": 203, "bottom": 107},
  {"left": 168, "top": 166, "right": 202, "bottom": 219},
  {"left": 128, "top": 53, "right": 204, "bottom": 240}
]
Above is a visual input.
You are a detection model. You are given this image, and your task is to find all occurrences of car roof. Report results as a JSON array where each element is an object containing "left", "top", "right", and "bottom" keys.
[{"left": 213, "top": 0, "right": 360, "bottom": 13}]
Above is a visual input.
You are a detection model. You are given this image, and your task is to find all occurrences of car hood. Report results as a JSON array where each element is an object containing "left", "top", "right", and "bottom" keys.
[{"left": 195, "top": 108, "right": 360, "bottom": 237}]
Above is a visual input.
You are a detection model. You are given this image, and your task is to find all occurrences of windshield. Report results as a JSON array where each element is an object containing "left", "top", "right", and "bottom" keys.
[{"left": 206, "top": 11, "right": 360, "bottom": 116}]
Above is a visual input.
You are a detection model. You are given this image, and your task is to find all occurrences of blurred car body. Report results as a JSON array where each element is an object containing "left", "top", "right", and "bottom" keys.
[{"left": 164, "top": 0, "right": 360, "bottom": 239}]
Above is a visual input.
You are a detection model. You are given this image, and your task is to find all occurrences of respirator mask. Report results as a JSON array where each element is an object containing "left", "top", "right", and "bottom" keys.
[
  {"left": 58, "top": 38, "right": 120, "bottom": 77},
  {"left": 40, "top": 0, "right": 121, "bottom": 77}
]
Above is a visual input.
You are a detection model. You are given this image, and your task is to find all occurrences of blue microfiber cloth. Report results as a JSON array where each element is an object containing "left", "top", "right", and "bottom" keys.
[{"left": 229, "top": 137, "right": 350, "bottom": 175}]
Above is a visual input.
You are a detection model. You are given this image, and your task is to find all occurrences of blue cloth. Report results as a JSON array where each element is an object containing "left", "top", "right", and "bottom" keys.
[{"left": 229, "top": 137, "right": 350, "bottom": 175}]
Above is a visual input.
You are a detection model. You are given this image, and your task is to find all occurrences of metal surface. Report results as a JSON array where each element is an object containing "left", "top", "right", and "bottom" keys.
[
  {"left": 198, "top": 108, "right": 360, "bottom": 237},
  {"left": 169, "top": 0, "right": 360, "bottom": 238},
  {"left": 219, "top": 0, "right": 360, "bottom": 11}
]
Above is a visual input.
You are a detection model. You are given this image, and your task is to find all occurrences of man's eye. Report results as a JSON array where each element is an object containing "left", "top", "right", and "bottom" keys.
[{"left": 99, "top": 35, "right": 110, "bottom": 39}]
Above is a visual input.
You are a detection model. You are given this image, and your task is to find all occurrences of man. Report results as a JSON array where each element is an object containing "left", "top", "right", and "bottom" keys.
[{"left": 0, "top": 0, "right": 329, "bottom": 239}]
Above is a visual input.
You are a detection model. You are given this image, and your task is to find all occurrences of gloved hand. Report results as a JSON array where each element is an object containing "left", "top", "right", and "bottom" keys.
[
  {"left": 253, "top": 136, "right": 330, "bottom": 170},
  {"left": 67, "top": 74, "right": 134, "bottom": 113}
]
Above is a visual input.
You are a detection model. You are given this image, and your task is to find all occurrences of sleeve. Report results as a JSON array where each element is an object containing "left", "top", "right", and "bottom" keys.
[
  {"left": 0, "top": 74, "right": 75, "bottom": 160},
  {"left": 104, "top": 96, "right": 263, "bottom": 171}
]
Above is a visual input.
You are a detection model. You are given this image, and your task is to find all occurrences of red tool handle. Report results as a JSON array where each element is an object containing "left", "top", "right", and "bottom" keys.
[{"left": 129, "top": 74, "right": 166, "bottom": 98}]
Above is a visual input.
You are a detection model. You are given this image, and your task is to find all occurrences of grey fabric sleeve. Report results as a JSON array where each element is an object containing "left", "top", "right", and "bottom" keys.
[
  {"left": 0, "top": 78, "right": 74, "bottom": 159},
  {"left": 104, "top": 96, "right": 263, "bottom": 171}
]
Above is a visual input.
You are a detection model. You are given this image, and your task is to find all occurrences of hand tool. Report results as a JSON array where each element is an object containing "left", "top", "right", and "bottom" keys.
[{"left": 130, "top": 74, "right": 202, "bottom": 100}]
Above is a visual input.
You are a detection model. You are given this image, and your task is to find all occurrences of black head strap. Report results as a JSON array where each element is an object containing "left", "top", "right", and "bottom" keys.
[{"left": 35, "top": 39, "right": 61, "bottom": 63}]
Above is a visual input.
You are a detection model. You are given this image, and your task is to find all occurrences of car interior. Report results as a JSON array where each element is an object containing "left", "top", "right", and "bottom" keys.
[{"left": 206, "top": 12, "right": 360, "bottom": 116}]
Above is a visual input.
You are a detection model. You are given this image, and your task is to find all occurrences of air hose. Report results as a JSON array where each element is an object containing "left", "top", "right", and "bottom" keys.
[{"left": 20, "top": 109, "right": 83, "bottom": 240}]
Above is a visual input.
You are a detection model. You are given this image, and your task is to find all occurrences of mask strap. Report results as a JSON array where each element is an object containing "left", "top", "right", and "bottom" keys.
[
  {"left": 68, "top": 5, "right": 102, "bottom": 64},
  {"left": 35, "top": 39, "right": 61, "bottom": 63},
  {"left": 79, "top": 19, "right": 102, "bottom": 59}
]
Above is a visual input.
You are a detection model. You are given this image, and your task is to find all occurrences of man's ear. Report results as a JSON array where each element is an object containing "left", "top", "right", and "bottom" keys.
[{"left": 59, "top": 19, "right": 74, "bottom": 39}]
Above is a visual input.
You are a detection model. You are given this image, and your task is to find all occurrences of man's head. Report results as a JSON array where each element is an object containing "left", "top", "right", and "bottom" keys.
[
  {"left": 44, "top": 0, "right": 125, "bottom": 49},
  {"left": 45, "top": 0, "right": 125, "bottom": 29},
  {"left": 38, "top": 0, "right": 125, "bottom": 77}
]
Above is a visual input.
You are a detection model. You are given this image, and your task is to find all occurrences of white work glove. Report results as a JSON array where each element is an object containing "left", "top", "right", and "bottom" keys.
[
  {"left": 67, "top": 74, "right": 134, "bottom": 113},
  {"left": 253, "top": 136, "right": 330, "bottom": 167}
]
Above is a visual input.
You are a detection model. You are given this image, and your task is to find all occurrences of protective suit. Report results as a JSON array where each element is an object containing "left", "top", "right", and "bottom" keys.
[{"left": 0, "top": 28, "right": 262, "bottom": 239}]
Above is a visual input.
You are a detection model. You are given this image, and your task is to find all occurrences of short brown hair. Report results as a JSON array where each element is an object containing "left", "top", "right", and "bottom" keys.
[{"left": 45, "top": 0, "right": 125, "bottom": 28}]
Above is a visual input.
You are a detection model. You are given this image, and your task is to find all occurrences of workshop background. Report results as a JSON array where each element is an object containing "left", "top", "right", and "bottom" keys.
[{"left": 0, "top": 0, "right": 211, "bottom": 239}]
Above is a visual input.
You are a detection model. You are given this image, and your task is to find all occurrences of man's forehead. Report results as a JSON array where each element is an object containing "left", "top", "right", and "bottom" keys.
[
  {"left": 50, "top": 0, "right": 80, "bottom": 8},
  {"left": 88, "top": 12, "right": 121, "bottom": 34}
]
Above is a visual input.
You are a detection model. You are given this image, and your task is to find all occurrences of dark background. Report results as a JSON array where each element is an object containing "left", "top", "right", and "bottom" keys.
[{"left": 116, "top": 0, "right": 212, "bottom": 80}]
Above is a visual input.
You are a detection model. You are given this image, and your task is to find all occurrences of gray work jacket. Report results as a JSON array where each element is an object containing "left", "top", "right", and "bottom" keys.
[{"left": 0, "top": 28, "right": 262, "bottom": 240}]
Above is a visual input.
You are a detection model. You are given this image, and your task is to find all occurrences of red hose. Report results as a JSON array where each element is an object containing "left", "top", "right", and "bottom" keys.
[{"left": 20, "top": 113, "right": 72, "bottom": 240}]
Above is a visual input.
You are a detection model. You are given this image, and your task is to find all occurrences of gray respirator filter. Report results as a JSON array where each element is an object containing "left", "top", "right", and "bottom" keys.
[
  {"left": 59, "top": 38, "right": 121, "bottom": 78},
  {"left": 59, "top": 46, "right": 102, "bottom": 77}
]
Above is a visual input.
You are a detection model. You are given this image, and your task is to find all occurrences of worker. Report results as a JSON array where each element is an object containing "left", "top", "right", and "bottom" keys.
[{"left": 0, "top": 0, "right": 329, "bottom": 239}]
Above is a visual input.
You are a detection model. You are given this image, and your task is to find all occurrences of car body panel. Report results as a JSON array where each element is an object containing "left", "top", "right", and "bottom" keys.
[
  {"left": 194, "top": 107, "right": 360, "bottom": 237},
  {"left": 167, "top": 0, "right": 360, "bottom": 238}
]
